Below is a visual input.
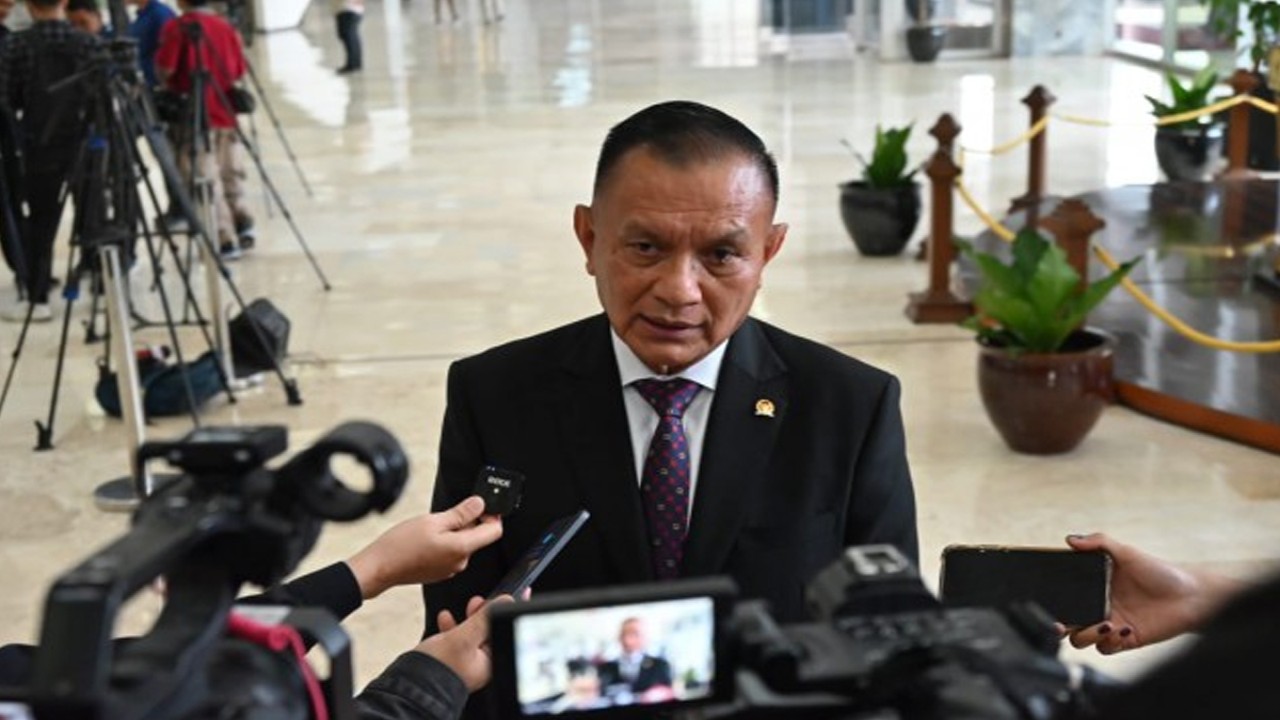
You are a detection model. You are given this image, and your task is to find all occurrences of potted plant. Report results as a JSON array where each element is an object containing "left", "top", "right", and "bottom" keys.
[
  {"left": 905, "top": 0, "right": 948, "bottom": 63},
  {"left": 838, "top": 124, "right": 921, "bottom": 257},
  {"left": 956, "top": 229, "right": 1140, "bottom": 455},
  {"left": 1146, "top": 67, "right": 1223, "bottom": 181},
  {"left": 1201, "top": 0, "right": 1280, "bottom": 169}
]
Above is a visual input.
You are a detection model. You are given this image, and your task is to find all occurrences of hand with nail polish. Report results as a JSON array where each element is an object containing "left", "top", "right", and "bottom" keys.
[{"left": 1063, "top": 533, "right": 1244, "bottom": 655}]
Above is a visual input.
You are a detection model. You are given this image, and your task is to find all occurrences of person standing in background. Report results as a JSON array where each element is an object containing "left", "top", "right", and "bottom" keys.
[
  {"left": 334, "top": 0, "right": 362, "bottom": 74},
  {"left": 128, "top": 0, "right": 175, "bottom": 88}
]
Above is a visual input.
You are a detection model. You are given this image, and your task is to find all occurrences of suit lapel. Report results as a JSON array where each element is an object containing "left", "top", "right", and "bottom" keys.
[
  {"left": 555, "top": 315, "right": 654, "bottom": 584},
  {"left": 683, "top": 319, "right": 787, "bottom": 576}
]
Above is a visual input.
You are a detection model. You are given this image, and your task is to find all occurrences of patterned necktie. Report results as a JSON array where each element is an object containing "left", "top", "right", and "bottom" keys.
[{"left": 632, "top": 378, "right": 702, "bottom": 580}]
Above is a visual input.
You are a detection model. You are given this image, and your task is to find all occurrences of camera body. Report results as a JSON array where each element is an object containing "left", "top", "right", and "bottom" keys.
[
  {"left": 489, "top": 546, "right": 1099, "bottom": 720},
  {"left": 2, "top": 421, "right": 408, "bottom": 720}
]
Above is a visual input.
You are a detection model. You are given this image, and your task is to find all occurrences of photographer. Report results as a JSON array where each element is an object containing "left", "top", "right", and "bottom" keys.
[
  {"left": 0, "top": 0, "right": 99, "bottom": 322},
  {"left": 154, "top": 0, "right": 253, "bottom": 258},
  {"left": 1, "top": 496, "right": 507, "bottom": 720}
]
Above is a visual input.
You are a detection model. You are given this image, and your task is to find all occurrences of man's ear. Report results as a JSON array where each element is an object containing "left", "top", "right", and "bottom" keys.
[
  {"left": 573, "top": 204, "right": 597, "bottom": 276},
  {"left": 762, "top": 222, "right": 788, "bottom": 265}
]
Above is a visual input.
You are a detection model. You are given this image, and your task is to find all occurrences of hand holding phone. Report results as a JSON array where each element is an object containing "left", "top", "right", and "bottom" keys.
[
  {"left": 939, "top": 544, "right": 1112, "bottom": 627},
  {"left": 489, "top": 510, "right": 590, "bottom": 599}
]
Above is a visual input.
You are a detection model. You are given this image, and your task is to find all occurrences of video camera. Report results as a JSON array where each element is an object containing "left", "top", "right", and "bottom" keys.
[
  {"left": 0, "top": 421, "right": 408, "bottom": 720},
  {"left": 489, "top": 546, "right": 1120, "bottom": 720}
]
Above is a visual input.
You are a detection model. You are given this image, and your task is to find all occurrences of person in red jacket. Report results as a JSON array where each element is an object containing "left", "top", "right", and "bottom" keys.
[{"left": 155, "top": 0, "right": 254, "bottom": 259}]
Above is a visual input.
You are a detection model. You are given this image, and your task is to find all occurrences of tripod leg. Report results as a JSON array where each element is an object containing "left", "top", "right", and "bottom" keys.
[
  {"left": 230, "top": 124, "right": 332, "bottom": 291},
  {"left": 0, "top": 301, "right": 37, "bottom": 420},
  {"left": 93, "top": 244, "right": 156, "bottom": 509},
  {"left": 245, "top": 60, "right": 315, "bottom": 198},
  {"left": 247, "top": 112, "right": 274, "bottom": 219},
  {"left": 34, "top": 249, "right": 84, "bottom": 452}
]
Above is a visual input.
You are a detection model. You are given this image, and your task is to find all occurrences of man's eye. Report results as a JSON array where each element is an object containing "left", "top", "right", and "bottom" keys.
[
  {"left": 629, "top": 241, "right": 657, "bottom": 254},
  {"left": 710, "top": 247, "right": 741, "bottom": 263}
]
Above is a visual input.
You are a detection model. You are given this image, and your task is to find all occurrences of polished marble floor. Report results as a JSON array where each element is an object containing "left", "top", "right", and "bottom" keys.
[{"left": 1, "top": 0, "right": 1278, "bottom": 692}]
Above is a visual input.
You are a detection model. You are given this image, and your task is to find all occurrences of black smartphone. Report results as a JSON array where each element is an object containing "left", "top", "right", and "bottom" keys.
[
  {"left": 489, "top": 510, "right": 591, "bottom": 599},
  {"left": 939, "top": 545, "right": 1111, "bottom": 627}
]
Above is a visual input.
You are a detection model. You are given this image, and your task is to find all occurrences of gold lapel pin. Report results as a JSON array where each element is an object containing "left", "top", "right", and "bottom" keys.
[{"left": 754, "top": 398, "right": 775, "bottom": 418}]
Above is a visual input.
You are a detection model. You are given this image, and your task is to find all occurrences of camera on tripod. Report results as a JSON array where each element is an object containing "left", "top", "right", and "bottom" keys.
[
  {"left": 488, "top": 545, "right": 1113, "bottom": 720},
  {"left": 2, "top": 421, "right": 408, "bottom": 720}
]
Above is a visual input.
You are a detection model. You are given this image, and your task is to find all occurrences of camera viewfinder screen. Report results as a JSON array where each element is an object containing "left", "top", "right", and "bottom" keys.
[{"left": 513, "top": 597, "right": 715, "bottom": 715}]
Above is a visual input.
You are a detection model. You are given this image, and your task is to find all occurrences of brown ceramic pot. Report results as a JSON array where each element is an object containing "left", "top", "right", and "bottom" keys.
[{"left": 977, "top": 329, "right": 1116, "bottom": 455}]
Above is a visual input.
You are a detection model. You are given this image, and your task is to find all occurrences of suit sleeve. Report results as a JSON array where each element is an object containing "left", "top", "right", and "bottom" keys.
[
  {"left": 844, "top": 375, "right": 919, "bottom": 565},
  {"left": 422, "top": 360, "right": 505, "bottom": 638}
]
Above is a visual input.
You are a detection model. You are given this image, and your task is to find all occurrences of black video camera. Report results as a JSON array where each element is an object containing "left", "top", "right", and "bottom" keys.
[
  {"left": 488, "top": 546, "right": 1116, "bottom": 720},
  {"left": 0, "top": 421, "right": 408, "bottom": 720}
]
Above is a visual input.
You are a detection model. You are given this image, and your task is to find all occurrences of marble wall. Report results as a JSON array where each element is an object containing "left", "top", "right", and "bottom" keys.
[{"left": 1012, "top": 0, "right": 1116, "bottom": 57}]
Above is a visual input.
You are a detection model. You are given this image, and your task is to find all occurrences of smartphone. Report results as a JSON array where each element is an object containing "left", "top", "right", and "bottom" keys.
[
  {"left": 939, "top": 545, "right": 1111, "bottom": 627},
  {"left": 489, "top": 510, "right": 591, "bottom": 599}
]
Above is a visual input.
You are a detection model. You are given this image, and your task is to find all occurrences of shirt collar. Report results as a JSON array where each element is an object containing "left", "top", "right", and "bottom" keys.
[{"left": 611, "top": 329, "right": 726, "bottom": 391}]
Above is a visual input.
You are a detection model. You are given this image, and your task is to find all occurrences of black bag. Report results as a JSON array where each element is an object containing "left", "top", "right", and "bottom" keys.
[
  {"left": 229, "top": 298, "right": 290, "bottom": 376},
  {"left": 95, "top": 350, "right": 224, "bottom": 418},
  {"left": 229, "top": 86, "right": 256, "bottom": 115},
  {"left": 152, "top": 88, "right": 188, "bottom": 124}
]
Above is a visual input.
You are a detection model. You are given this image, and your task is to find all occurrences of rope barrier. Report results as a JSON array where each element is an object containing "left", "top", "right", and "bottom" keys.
[
  {"left": 960, "top": 92, "right": 1273, "bottom": 155},
  {"left": 950, "top": 176, "right": 1280, "bottom": 354}
]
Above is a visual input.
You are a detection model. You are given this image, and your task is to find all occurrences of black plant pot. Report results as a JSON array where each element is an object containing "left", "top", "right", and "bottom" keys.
[
  {"left": 838, "top": 181, "right": 922, "bottom": 257},
  {"left": 1154, "top": 124, "right": 1223, "bottom": 181},
  {"left": 906, "top": 26, "right": 948, "bottom": 63}
]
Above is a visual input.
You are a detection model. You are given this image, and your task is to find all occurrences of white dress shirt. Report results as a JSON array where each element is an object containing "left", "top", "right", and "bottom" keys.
[{"left": 611, "top": 331, "right": 727, "bottom": 520}]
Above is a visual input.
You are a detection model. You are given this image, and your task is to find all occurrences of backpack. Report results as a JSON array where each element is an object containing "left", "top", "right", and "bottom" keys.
[{"left": 95, "top": 349, "right": 225, "bottom": 419}]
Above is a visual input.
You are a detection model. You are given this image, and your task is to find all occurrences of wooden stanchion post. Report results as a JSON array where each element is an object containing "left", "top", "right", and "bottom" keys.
[
  {"left": 1038, "top": 198, "right": 1104, "bottom": 292},
  {"left": 905, "top": 113, "right": 972, "bottom": 324},
  {"left": 1009, "top": 85, "right": 1056, "bottom": 223},
  {"left": 1223, "top": 69, "right": 1259, "bottom": 178}
]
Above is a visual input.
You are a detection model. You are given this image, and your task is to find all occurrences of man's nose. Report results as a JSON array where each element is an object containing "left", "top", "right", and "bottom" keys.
[{"left": 653, "top": 256, "right": 702, "bottom": 306}]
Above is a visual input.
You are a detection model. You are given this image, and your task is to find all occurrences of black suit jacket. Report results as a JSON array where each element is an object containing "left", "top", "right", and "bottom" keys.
[
  {"left": 424, "top": 314, "right": 917, "bottom": 631},
  {"left": 596, "top": 655, "right": 673, "bottom": 694}
]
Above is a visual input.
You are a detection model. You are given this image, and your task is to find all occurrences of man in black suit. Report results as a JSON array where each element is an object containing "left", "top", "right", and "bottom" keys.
[
  {"left": 595, "top": 617, "right": 673, "bottom": 697},
  {"left": 424, "top": 101, "right": 917, "bottom": 645}
]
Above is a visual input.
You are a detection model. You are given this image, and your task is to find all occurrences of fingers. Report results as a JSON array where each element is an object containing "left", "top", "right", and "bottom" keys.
[
  {"left": 438, "top": 609, "right": 459, "bottom": 633},
  {"left": 442, "top": 495, "right": 488, "bottom": 530},
  {"left": 1065, "top": 532, "right": 1107, "bottom": 552},
  {"left": 1068, "top": 621, "right": 1113, "bottom": 649},
  {"left": 465, "top": 594, "right": 487, "bottom": 618},
  {"left": 453, "top": 516, "right": 504, "bottom": 554}
]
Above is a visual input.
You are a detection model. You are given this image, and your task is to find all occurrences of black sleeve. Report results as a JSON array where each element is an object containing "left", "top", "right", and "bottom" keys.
[
  {"left": 422, "top": 360, "right": 505, "bottom": 637},
  {"left": 843, "top": 375, "right": 919, "bottom": 565},
  {"left": 240, "top": 562, "right": 364, "bottom": 623},
  {"left": 356, "top": 651, "right": 469, "bottom": 720}
]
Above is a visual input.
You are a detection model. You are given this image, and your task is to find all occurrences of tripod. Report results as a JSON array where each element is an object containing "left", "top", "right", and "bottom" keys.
[
  {"left": 173, "top": 19, "right": 331, "bottom": 291},
  {"left": 0, "top": 36, "right": 304, "bottom": 507}
]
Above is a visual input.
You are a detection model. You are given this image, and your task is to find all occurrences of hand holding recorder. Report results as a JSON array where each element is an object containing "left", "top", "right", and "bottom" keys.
[{"left": 346, "top": 496, "right": 504, "bottom": 600}]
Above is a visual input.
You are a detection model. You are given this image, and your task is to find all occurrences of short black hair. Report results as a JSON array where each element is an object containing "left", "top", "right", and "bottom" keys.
[
  {"left": 593, "top": 100, "right": 780, "bottom": 207},
  {"left": 66, "top": 0, "right": 100, "bottom": 13},
  {"left": 27, "top": 0, "right": 64, "bottom": 8}
]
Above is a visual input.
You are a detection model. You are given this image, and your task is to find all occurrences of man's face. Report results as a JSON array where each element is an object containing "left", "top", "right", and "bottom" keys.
[
  {"left": 619, "top": 619, "right": 646, "bottom": 654},
  {"left": 574, "top": 148, "right": 787, "bottom": 375},
  {"left": 0, "top": 0, "right": 14, "bottom": 22},
  {"left": 67, "top": 9, "right": 101, "bottom": 33}
]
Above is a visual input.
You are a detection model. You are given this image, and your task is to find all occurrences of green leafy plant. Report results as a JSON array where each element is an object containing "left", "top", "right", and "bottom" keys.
[
  {"left": 1145, "top": 67, "right": 1221, "bottom": 130},
  {"left": 1201, "top": 0, "right": 1280, "bottom": 72},
  {"left": 842, "top": 124, "right": 917, "bottom": 189},
  {"left": 956, "top": 229, "right": 1140, "bottom": 353}
]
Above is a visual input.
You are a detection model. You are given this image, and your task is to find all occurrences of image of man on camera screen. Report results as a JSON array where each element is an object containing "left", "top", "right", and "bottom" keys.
[{"left": 512, "top": 598, "right": 714, "bottom": 715}]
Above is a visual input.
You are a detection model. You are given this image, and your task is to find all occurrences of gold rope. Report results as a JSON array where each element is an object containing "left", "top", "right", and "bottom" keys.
[{"left": 950, "top": 177, "right": 1280, "bottom": 353}]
